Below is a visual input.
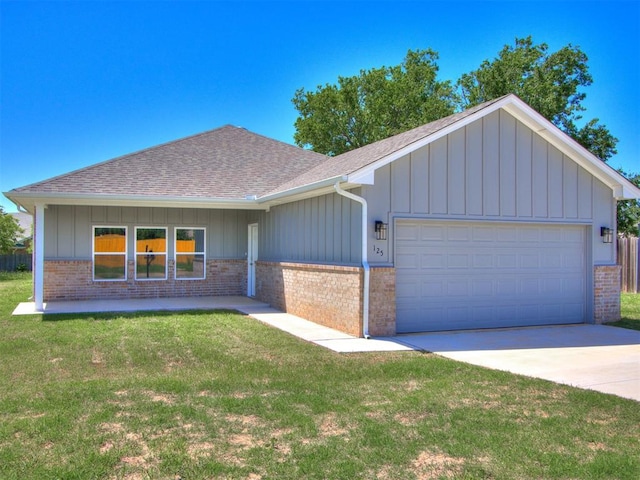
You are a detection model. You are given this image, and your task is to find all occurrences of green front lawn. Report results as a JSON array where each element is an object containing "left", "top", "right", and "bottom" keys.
[
  {"left": 609, "top": 293, "right": 640, "bottom": 331},
  {"left": 1, "top": 272, "right": 638, "bottom": 479}
]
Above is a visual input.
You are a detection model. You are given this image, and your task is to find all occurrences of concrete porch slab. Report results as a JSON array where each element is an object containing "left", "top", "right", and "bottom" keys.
[{"left": 13, "top": 296, "right": 269, "bottom": 315}]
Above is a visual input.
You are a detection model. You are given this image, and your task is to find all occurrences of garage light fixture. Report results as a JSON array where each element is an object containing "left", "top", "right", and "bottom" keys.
[
  {"left": 375, "top": 221, "right": 388, "bottom": 241},
  {"left": 600, "top": 227, "right": 613, "bottom": 244}
]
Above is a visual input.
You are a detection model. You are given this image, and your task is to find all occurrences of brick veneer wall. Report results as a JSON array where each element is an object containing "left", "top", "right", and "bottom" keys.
[
  {"left": 256, "top": 261, "right": 363, "bottom": 336},
  {"left": 368, "top": 267, "right": 396, "bottom": 336},
  {"left": 593, "top": 265, "right": 621, "bottom": 324},
  {"left": 43, "top": 259, "right": 246, "bottom": 301}
]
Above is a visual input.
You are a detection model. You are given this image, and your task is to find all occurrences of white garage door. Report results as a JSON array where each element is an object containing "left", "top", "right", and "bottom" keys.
[{"left": 395, "top": 221, "right": 587, "bottom": 333}]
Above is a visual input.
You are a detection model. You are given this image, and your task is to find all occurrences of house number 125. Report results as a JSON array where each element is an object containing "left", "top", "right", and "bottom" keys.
[{"left": 372, "top": 245, "right": 384, "bottom": 257}]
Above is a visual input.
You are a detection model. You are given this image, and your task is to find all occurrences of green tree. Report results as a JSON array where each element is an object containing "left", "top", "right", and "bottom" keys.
[
  {"left": 456, "top": 36, "right": 618, "bottom": 161},
  {"left": 292, "top": 49, "right": 455, "bottom": 155},
  {"left": 0, "top": 207, "right": 23, "bottom": 254},
  {"left": 617, "top": 171, "right": 640, "bottom": 236}
]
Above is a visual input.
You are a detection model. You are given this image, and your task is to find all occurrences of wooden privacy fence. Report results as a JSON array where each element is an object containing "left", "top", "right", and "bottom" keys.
[
  {"left": 618, "top": 237, "right": 639, "bottom": 293},
  {"left": 94, "top": 236, "right": 197, "bottom": 268},
  {"left": 0, "top": 254, "right": 32, "bottom": 272}
]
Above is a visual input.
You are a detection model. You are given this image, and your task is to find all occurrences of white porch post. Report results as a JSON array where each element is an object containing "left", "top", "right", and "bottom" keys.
[{"left": 34, "top": 203, "right": 45, "bottom": 311}]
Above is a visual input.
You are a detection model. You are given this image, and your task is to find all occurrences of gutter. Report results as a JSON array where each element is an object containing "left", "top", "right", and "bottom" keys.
[
  {"left": 334, "top": 182, "right": 370, "bottom": 339},
  {"left": 257, "top": 175, "right": 347, "bottom": 205},
  {"left": 3, "top": 192, "right": 267, "bottom": 213}
]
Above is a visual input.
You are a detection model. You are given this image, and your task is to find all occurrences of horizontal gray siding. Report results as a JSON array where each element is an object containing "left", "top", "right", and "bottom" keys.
[
  {"left": 44, "top": 206, "right": 261, "bottom": 259},
  {"left": 258, "top": 191, "right": 362, "bottom": 265},
  {"left": 364, "top": 109, "right": 616, "bottom": 265}
]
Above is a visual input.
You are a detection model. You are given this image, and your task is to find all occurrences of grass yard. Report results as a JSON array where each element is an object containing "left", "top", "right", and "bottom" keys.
[
  {"left": 1, "top": 272, "right": 639, "bottom": 479},
  {"left": 609, "top": 293, "right": 640, "bottom": 331}
]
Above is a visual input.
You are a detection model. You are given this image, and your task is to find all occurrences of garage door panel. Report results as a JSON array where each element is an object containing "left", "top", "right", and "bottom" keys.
[
  {"left": 396, "top": 253, "right": 419, "bottom": 269},
  {"left": 447, "top": 226, "right": 471, "bottom": 241},
  {"left": 446, "top": 279, "right": 469, "bottom": 296},
  {"left": 564, "top": 253, "right": 583, "bottom": 268},
  {"left": 472, "top": 227, "right": 494, "bottom": 242},
  {"left": 396, "top": 277, "right": 420, "bottom": 298},
  {"left": 448, "top": 254, "right": 470, "bottom": 268},
  {"left": 396, "top": 224, "right": 420, "bottom": 240},
  {"left": 472, "top": 280, "right": 493, "bottom": 296},
  {"left": 520, "top": 254, "right": 540, "bottom": 268},
  {"left": 420, "top": 225, "right": 445, "bottom": 241},
  {"left": 421, "top": 280, "right": 444, "bottom": 297},
  {"left": 422, "top": 253, "right": 444, "bottom": 268},
  {"left": 396, "top": 221, "right": 587, "bottom": 332}
]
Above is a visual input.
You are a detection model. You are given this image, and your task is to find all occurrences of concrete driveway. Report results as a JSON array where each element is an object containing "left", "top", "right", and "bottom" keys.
[
  {"left": 244, "top": 308, "right": 640, "bottom": 401},
  {"left": 392, "top": 325, "right": 640, "bottom": 402}
]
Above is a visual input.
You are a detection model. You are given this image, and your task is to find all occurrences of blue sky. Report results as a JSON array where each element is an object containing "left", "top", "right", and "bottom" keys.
[{"left": 1, "top": 0, "right": 639, "bottom": 212}]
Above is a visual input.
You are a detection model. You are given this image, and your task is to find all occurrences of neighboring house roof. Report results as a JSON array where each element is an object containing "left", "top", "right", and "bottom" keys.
[
  {"left": 10, "top": 212, "right": 32, "bottom": 240},
  {"left": 4, "top": 95, "right": 640, "bottom": 212}
]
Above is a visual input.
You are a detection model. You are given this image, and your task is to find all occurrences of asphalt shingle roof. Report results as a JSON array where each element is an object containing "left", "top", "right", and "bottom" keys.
[
  {"left": 8, "top": 96, "right": 508, "bottom": 203},
  {"left": 265, "top": 97, "right": 506, "bottom": 196},
  {"left": 11, "top": 125, "right": 328, "bottom": 200}
]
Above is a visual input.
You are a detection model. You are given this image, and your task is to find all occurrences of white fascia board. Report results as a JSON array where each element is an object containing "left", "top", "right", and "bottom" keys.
[
  {"left": 3, "top": 192, "right": 267, "bottom": 214},
  {"left": 501, "top": 97, "right": 640, "bottom": 200},
  {"left": 345, "top": 96, "right": 513, "bottom": 185},
  {"left": 347, "top": 170, "right": 375, "bottom": 185},
  {"left": 345, "top": 94, "right": 640, "bottom": 200},
  {"left": 257, "top": 175, "right": 348, "bottom": 206}
]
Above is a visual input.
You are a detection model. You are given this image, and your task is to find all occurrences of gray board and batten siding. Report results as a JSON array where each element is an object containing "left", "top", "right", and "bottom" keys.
[
  {"left": 363, "top": 109, "right": 615, "bottom": 266},
  {"left": 257, "top": 190, "right": 363, "bottom": 266},
  {"left": 43, "top": 205, "right": 261, "bottom": 260}
]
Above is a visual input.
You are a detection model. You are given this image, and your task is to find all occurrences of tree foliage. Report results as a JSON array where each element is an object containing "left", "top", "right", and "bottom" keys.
[
  {"left": 292, "top": 49, "right": 455, "bottom": 155},
  {"left": 292, "top": 37, "right": 633, "bottom": 230},
  {"left": 617, "top": 171, "right": 640, "bottom": 236},
  {"left": 293, "top": 37, "right": 618, "bottom": 163},
  {"left": 0, "top": 207, "right": 23, "bottom": 254},
  {"left": 456, "top": 36, "right": 617, "bottom": 161}
]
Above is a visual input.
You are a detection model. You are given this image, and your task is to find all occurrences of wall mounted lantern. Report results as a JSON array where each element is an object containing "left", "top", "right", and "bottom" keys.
[
  {"left": 375, "top": 221, "right": 388, "bottom": 241},
  {"left": 600, "top": 227, "right": 613, "bottom": 244}
]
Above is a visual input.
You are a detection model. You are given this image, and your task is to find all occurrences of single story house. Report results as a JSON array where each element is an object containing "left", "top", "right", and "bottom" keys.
[{"left": 5, "top": 94, "right": 640, "bottom": 336}]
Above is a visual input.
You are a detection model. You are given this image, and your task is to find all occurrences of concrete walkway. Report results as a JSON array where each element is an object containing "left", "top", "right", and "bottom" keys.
[{"left": 13, "top": 297, "right": 640, "bottom": 401}]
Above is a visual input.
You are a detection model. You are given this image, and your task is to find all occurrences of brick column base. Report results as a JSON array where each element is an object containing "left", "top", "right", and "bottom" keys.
[
  {"left": 594, "top": 265, "right": 621, "bottom": 324},
  {"left": 368, "top": 267, "right": 396, "bottom": 336},
  {"left": 256, "top": 261, "right": 363, "bottom": 337}
]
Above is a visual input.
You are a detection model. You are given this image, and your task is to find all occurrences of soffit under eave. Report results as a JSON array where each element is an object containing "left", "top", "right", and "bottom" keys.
[{"left": 2, "top": 193, "right": 268, "bottom": 214}]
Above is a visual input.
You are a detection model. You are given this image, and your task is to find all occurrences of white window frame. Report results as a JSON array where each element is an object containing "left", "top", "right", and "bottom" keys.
[
  {"left": 174, "top": 227, "right": 206, "bottom": 280},
  {"left": 92, "top": 226, "right": 128, "bottom": 282},
  {"left": 134, "top": 226, "right": 168, "bottom": 281}
]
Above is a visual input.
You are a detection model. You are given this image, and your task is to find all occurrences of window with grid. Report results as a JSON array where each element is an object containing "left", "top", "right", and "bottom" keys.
[
  {"left": 175, "top": 228, "right": 206, "bottom": 279},
  {"left": 93, "top": 227, "right": 127, "bottom": 281},
  {"left": 135, "top": 227, "right": 167, "bottom": 280}
]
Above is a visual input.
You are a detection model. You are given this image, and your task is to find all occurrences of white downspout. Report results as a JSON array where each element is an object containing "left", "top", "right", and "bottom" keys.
[{"left": 334, "top": 182, "right": 370, "bottom": 339}]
